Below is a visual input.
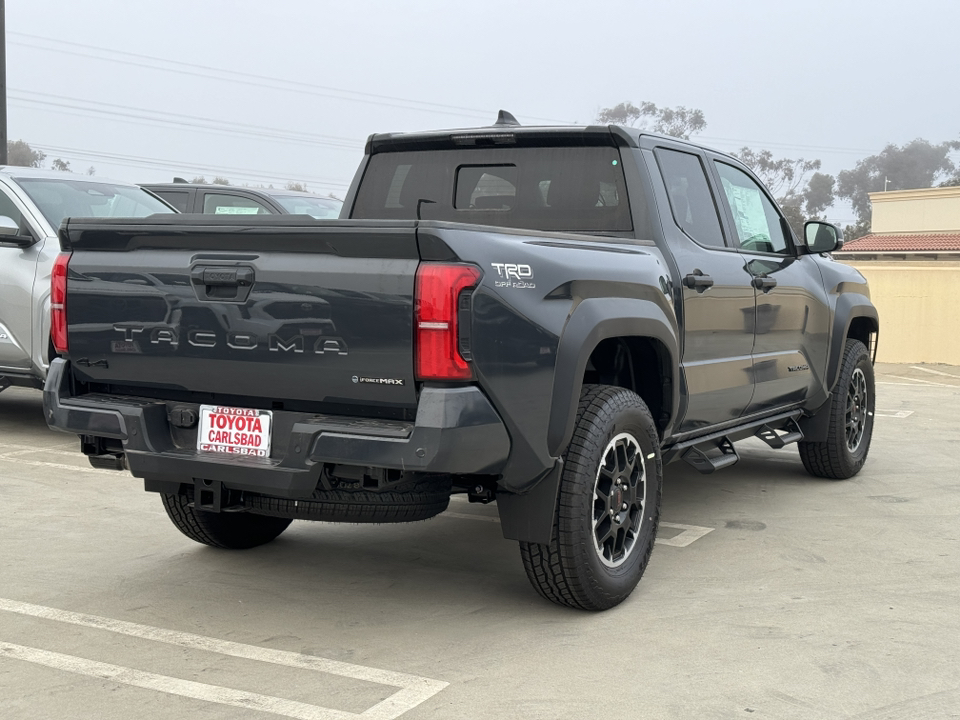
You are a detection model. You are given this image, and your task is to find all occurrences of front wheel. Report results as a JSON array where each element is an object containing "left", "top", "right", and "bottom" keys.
[
  {"left": 519, "top": 385, "right": 662, "bottom": 611},
  {"left": 798, "top": 338, "right": 875, "bottom": 479}
]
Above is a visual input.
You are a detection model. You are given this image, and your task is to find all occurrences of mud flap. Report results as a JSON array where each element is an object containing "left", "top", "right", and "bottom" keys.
[{"left": 497, "top": 460, "right": 562, "bottom": 544}]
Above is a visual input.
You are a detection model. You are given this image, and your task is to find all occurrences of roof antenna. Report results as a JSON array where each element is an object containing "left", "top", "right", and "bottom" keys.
[{"left": 494, "top": 110, "right": 520, "bottom": 127}]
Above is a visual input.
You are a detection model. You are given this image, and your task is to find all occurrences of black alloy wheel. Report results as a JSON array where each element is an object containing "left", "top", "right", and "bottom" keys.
[
  {"left": 799, "top": 338, "right": 875, "bottom": 479},
  {"left": 520, "top": 385, "right": 662, "bottom": 611}
]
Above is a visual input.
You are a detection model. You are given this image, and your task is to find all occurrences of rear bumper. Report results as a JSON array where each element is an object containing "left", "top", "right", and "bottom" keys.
[{"left": 43, "top": 358, "right": 511, "bottom": 498}]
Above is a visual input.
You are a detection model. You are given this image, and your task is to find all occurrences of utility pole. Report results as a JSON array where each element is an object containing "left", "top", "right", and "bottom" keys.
[{"left": 0, "top": 0, "right": 6, "bottom": 165}]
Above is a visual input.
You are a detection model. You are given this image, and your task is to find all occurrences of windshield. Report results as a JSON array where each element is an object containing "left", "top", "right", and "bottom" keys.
[
  {"left": 272, "top": 195, "right": 343, "bottom": 219},
  {"left": 16, "top": 178, "right": 174, "bottom": 228}
]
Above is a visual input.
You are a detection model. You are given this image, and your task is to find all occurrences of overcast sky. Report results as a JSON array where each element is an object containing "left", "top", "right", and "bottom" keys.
[{"left": 9, "top": 0, "right": 960, "bottom": 223}]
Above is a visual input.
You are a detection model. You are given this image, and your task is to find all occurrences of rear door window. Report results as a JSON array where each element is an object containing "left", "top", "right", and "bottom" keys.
[
  {"left": 202, "top": 193, "right": 272, "bottom": 215},
  {"left": 352, "top": 146, "right": 635, "bottom": 234},
  {"left": 152, "top": 190, "right": 191, "bottom": 212},
  {"left": 655, "top": 148, "right": 726, "bottom": 248}
]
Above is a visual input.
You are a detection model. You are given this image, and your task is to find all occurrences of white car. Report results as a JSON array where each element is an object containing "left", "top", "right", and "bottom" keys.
[{"left": 0, "top": 167, "right": 175, "bottom": 391}]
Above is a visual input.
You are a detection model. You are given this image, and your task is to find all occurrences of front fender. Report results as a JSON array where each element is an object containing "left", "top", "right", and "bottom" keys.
[
  {"left": 827, "top": 293, "right": 879, "bottom": 390},
  {"left": 547, "top": 297, "right": 679, "bottom": 456}
]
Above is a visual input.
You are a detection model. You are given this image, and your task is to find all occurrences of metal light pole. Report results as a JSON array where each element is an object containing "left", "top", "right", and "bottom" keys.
[{"left": 0, "top": 0, "right": 6, "bottom": 165}]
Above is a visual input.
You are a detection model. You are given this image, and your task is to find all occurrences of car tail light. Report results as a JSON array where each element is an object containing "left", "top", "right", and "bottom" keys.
[
  {"left": 415, "top": 263, "right": 482, "bottom": 380},
  {"left": 51, "top": 252, "right": 71, "bottom": 355}
]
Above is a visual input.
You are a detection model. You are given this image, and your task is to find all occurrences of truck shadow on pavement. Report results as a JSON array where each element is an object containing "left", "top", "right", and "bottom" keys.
[
  {"left": 3, "top": 387, "right": 852, "bottom": 615},
  {"left": 0, "top": 388, "right": 53, "bottom": 434}
]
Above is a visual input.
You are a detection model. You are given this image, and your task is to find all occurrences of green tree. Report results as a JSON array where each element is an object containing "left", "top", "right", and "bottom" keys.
[
  {"left": 51, "top": 158, "right": 71, "bottom": 172},
  {"left": 596, "top": 101, "right": 706, "bottom": 140},
  {"left": 7, "top": 140, "right": 46, "bottom": 168},
  {"left": 212, "top": 176, "right": 231, "bottom": 185},
  {"left": 837, "top": 139, "right": 960, "bottom": 237},
  {"left": 733, "top": 148, "right": 835, "bottom": 237},
  {"left": 191, "top": 176, "right": 208, "bottom": 184},
  {"left": 285, "top": 181, "right": 307, "bottom": 192}
]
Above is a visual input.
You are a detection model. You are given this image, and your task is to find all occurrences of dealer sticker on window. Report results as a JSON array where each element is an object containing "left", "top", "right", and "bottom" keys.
[{"left": 197, "top": 405, "right": 272, "bottom": 457}]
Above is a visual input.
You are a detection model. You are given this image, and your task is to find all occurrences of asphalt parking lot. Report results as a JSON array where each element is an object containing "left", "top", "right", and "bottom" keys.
[{"left": 1, "top": 363, "right": 958, "bottom": 720}]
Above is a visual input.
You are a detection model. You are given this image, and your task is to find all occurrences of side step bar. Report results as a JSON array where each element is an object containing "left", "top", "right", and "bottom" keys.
[
  {"left": 682, "top": 437, "right": 739, "bottom": 474},
  {"left": 755, "top": 418, "right": 803, "bottom": 449},
  {"left": 664, "top": 409, "right": 805, "bottom": 475}
]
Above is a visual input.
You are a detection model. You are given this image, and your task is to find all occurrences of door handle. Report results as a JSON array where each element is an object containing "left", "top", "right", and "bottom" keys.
[
  {"left": 683, "top": 271, "right": 714, "bottom": 293},
  {"left": 752, "top": 276, "right": 777, "bottom": 292}
]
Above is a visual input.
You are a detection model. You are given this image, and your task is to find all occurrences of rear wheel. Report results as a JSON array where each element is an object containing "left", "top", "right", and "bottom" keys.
[
  {"left": 161, "top": 493, "right": 292, "bottom": 549},
  {"left": 519, "top": 385, "right": 662, "bottom": 611},
  {"left": 798, "top": 338, "right": 875, "bottom": 479}
]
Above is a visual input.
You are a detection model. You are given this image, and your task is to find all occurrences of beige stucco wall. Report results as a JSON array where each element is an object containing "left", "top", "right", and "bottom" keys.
[
  {"left": 840, "top": 261, "right": 960, "bottom": 364},
  {"left": 870, "top": 187, "right": 960, "bottom": 234}
]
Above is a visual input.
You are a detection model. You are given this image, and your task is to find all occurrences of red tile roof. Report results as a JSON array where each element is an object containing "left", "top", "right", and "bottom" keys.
[{"left": 839, "top": 233, "right": 960, "bottom": 253}]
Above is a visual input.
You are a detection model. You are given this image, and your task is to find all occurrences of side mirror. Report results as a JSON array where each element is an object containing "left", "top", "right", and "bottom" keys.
[
  {"left": 804, "top": 221, "right": 844, "bottom": 253},
  {"left": 0, "top": 215, "right": 37, "bottom": 248},
  {"left": 0, "top": 215, "right": 19, "bottom": 237}
]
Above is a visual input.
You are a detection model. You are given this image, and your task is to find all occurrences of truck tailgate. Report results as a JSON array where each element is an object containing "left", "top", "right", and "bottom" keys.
[{"left": 60, "top": 217, "right": 420, "bottom": 413}]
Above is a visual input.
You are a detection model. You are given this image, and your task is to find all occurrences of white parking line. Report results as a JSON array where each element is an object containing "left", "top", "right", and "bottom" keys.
[
  {"left": 0, "top": 598, "right": 448, "bottom": 720},
  {"left": 875, "top": 409, "right": 915, "bottom": 418},
  {"left": 442, "top": 507, "right": 715, "bottom": 547},
  {"left": 656, "top": 522, "right": 715, "bottom": 547},
  {"left": 881, "top": 375, "right": 953, "bottom": 388},
  {"left": 0, "top": 642, "right": 353, "bottom": 720},
  {"left": 442, "top": 511, "right": 501, "bottom": 523},
  {"left": 0, "top": 451, "right": 115, "bottom": 475},
  {"left": 910, "top": 366, "right": 960, "bottom": 379}
]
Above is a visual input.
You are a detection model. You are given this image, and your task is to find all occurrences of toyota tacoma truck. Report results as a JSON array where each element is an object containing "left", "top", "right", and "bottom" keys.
[{"left": 43, "top": 115, "right": 879, "bottom": 610}]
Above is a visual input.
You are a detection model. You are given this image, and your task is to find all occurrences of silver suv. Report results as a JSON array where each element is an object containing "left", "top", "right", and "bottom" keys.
[{"left": 0, "top": 167, "right": 174, "bottom": 392}]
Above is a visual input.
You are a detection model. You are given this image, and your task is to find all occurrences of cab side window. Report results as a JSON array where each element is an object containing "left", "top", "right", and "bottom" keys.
[
  {"left": 714, "top": 162, "right": 790, "bottom": 255},
  {"left": 202, "top": 193, "right": 272, "bottom": 215},
  {"left": 655, "top": 148, "right": 726, "bottom": 248},
  {"left": 154, "top": 190, "right": 191, "bottom": 212}
]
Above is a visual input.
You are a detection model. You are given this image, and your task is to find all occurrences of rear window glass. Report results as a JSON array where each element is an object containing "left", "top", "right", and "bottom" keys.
[
  {"left": 352, "top": 146, "right": 636, "bottom": 234},
  {"left": 17, "top": 178, "right": 174, "bottom": 229}
]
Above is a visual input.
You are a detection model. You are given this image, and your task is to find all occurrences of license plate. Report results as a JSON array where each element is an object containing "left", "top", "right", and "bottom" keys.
[{"left": 197, "top": 405, "right": 272, "bottom": 457}]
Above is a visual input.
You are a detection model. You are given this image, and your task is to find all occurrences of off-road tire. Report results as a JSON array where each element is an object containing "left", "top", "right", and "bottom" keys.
[
  {"left": 798, "top": 339, "right": 875, "bottom": 479},
  {"left": 519, "top": 385, "right": 662, "bottom": 611},
  {"left": 245, "top": 476, "right": 452, "bottom": 523},
  {"left": 161, "top": 493, "right": 292, "bottom": 549}
]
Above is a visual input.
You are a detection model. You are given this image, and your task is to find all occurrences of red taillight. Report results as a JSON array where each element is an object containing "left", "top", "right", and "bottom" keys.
[
  {"left": 415, "top": 263, "right": 481, "bottom": 380},
  {"left": 51, "top": 252, "right": 71, "bottom": 355}
]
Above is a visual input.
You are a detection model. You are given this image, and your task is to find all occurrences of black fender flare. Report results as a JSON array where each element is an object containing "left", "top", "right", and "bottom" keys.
[
  {"left": 800, "top": 294, "right": 879, "bottom": 443},
  {"left": 546, "top": 297, "right": 679, "bottom": 457},
  {"left": 826, "top": 293, "right": 879, "bottom": 391}
]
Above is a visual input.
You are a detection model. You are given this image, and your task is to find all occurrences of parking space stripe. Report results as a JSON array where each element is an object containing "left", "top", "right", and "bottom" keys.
[
  {"left": 655, "top": 522, "right": 715, "bottom": 547},
  {"left": 442, "top": 508, "right": 715, "bottom": 547},
  {"left": 0, "top": 598, "right": 448, "bottom": 720},
  {"left": 0, "top": 453, "right": 115, "bottom": 475},
  {"left": 909, "top": 366, "right": 960, "bottom": 379},
  {"left": 0, "top": 641, "right": 353, "bottom": 720},
  {"left": 3, "top": 641, "right": 362, "bottom": 719},
  {"left": 881, "top": 375, "right": 953, "bottom": 387},
  {"left": 442, "top": 511, "right": 501, "bottom": 523}
]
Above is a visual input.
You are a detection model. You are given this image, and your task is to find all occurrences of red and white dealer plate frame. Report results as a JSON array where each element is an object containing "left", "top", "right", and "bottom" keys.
[{"left": 197, "top": 405, "right": 273, "bottom": 457}]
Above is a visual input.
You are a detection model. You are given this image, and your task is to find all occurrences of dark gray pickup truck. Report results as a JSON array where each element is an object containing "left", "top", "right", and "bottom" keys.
[{"left": 44, "top": 117, "right": 879, "bottom": 610}]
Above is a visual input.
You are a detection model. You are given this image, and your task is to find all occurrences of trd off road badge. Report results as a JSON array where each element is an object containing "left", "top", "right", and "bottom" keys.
[{"left": 491, "top": 262, "right": 536, "bottom": 289}]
